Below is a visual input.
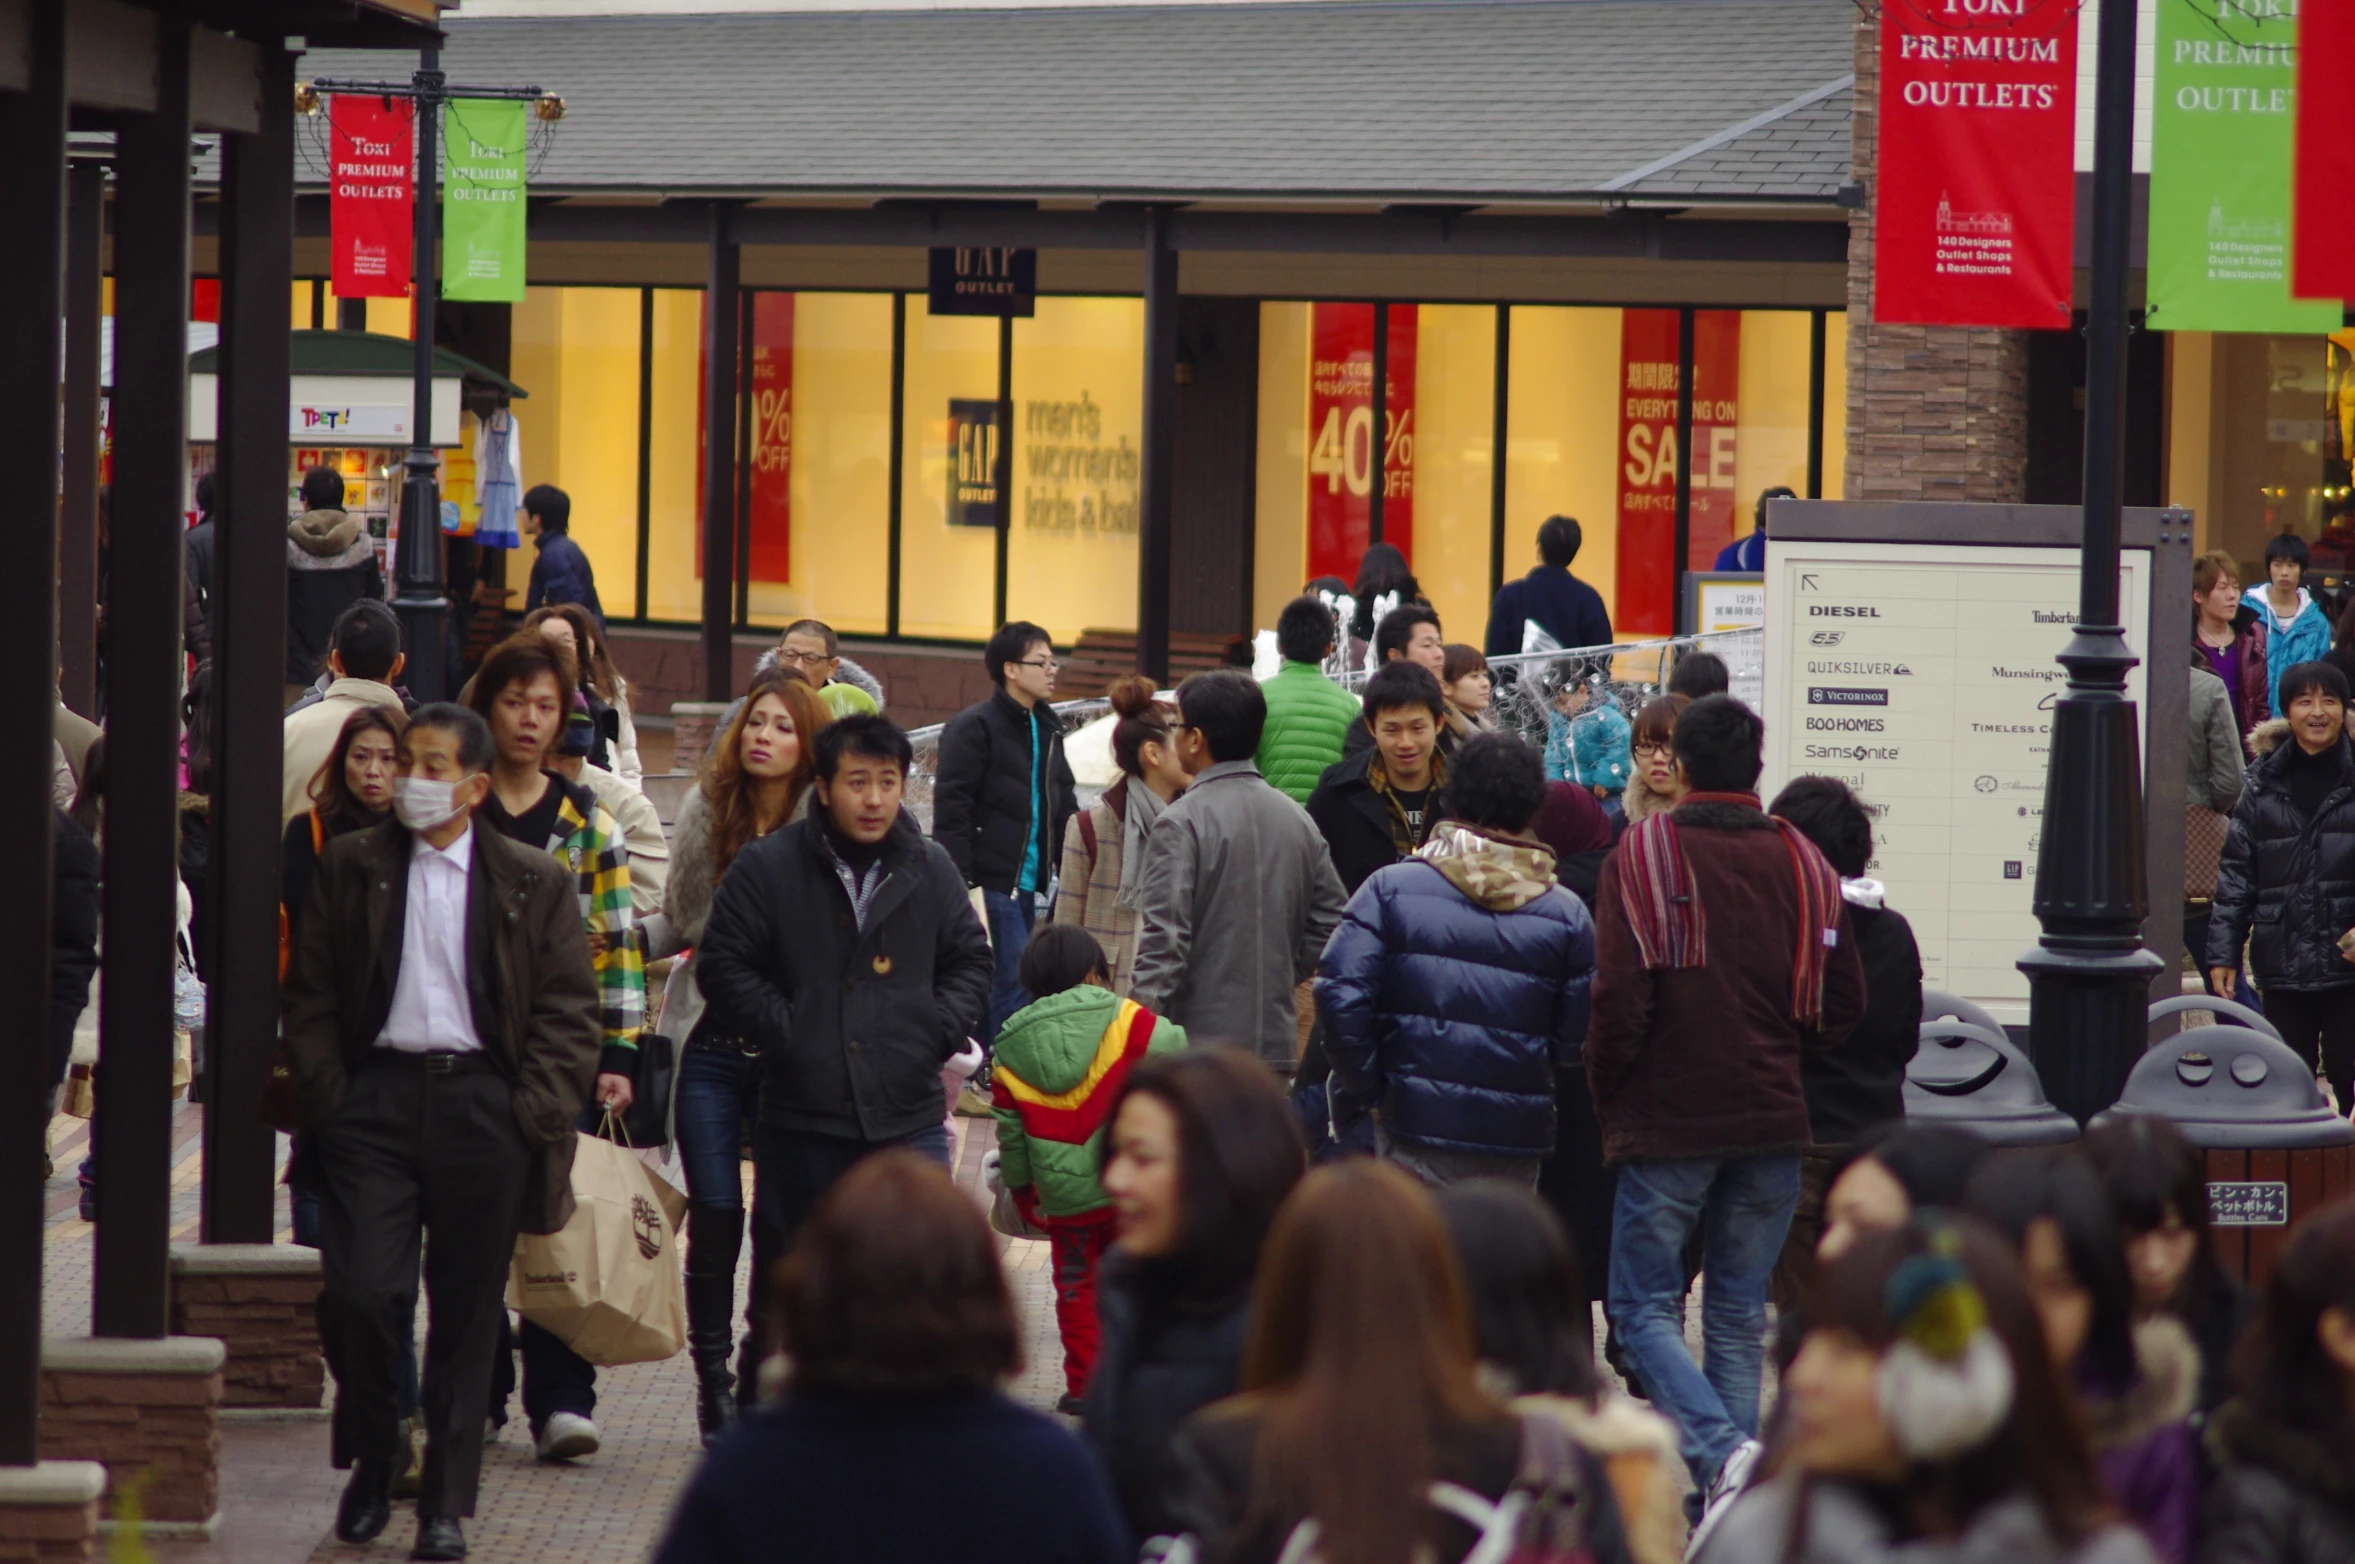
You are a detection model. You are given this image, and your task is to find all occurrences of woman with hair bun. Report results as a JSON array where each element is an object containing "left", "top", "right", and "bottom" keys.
[{"left": 1053, "top": 674, "right": 1189, "bottom": 994}]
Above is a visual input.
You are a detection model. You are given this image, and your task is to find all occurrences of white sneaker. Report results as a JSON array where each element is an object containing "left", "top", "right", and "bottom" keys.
[
  {"left": 534, "top": 1411, "right": 600, "bottom": 1462},
  {"left": 1684, "top": 1437, "right": 1762, "bottom": 1561}
]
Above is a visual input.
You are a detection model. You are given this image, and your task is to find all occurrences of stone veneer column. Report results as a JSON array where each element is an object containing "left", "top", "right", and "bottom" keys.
[
  {"left": 167, "top": 1245, "right": 324, "bottom": 1409},
  {"left": 38, "top": 1338, "right": 223, "bottom": 1533},
  {"left": 1846, "top": 6, "right": 2031, "bottom": 501},
  {"left": 0, "top": 1463, "right": 104, "bottom": 1563}
]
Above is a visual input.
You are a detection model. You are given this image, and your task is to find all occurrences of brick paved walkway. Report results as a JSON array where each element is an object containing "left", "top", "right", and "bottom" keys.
[{"left": 40, "top": 1102, "right": 1065, "bottom": 1564}]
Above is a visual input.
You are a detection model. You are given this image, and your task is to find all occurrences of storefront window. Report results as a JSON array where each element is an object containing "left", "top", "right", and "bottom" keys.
[
  {"left": 744, "top": 291, "right": 893, "bottom": 634},
  {"left": 642, "top": 287, "right": 709, "bottom": 624},
  {"left": 2189, "top": 333, "right": 2333, "bottom": 577},
  {"left": 1733, "top": 309, "right": 1816, "bottom": 538},
  {"left": 896, "top": 301, "right": 1003, "bottom": 642},
  {"left": 508, "top": 285, "right": 642, "bottom": 614},
  {"left": 1821, "top": 310, "right": 1848, "bottom": 501},
  {"left": 1414, "top": 305, "right": 1499, "bottom": 646},
  {"left": 1502, "top": 306, "right": 1626, "bottom": 631},
  {"left": 1005, "top": 296, "right": 1145, "bottom": 646}
]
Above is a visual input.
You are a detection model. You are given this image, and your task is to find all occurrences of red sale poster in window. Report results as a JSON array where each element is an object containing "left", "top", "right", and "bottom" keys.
[
  {"left": 2297, "top": 0, "right": 2355, "bottom": 298},
  {"left": 329, "top": 95, "right": 414, "bottom": 299},
  {"left": 1613, "top": 310, "right": 1741, "bottom": 637},
  {"left": 1872, "top": 0, "right": 2076, "bottom": 329},
  {"left": 697, "top": 292, "right": 794, "bottom": 583},
  {"left": 1305, "top": 303, "right": 1416, "bottom": 585}
]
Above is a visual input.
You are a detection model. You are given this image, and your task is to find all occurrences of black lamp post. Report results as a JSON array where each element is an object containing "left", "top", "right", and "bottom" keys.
[
  {"left": 393, "top": 44, "right": 447, "bottom": 701},
  {"left": 2019, "top": 0, "right": 2164, "bottom": 1121}
]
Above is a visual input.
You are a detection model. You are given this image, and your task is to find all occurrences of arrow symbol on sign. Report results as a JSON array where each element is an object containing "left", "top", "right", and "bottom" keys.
[{"left": 1801, "top": 573, "right": 1821, "bottom": 591}]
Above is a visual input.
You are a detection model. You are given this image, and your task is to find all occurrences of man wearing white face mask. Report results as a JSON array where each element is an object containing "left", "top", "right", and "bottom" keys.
[{"left": 282, "top": 703, "right": 601, "bottom": 1563}]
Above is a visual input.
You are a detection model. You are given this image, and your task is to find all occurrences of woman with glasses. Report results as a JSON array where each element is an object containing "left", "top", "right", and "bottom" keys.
[{"left": 1624, "top": 694, "right": 1691, "bottom": 826}]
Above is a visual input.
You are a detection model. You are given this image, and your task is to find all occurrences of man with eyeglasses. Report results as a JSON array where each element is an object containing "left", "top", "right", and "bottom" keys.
[
  {"left": 769, "top": 618, "right": 884, "bottom": 720},
  {"left": 933, "top": 620, "right": 1076, "bottom": 1059}
]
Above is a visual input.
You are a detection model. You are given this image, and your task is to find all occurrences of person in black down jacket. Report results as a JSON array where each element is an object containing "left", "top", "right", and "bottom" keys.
[
  {"left": 2206, "top": 659, "right": 2355, "bottom": 1110},
  {"left": 1315, "top": 731, "right": 1595, "bottom": 1189},
  {"left": 1764, "top": 776, "right": 1923, "bottom": 1306},
  {"left": 931, "top": 620, "right": 1077, "bottom": 1053},
  {"left": 2199, "top": 1198, "right": 2355, "bottom": 1564},
  {"left": 696, "top": 714, "right": 995, "bottom": 1387},
  {"left": 1082, "top": 1048, "right": 1304, "bottom": 1543}
]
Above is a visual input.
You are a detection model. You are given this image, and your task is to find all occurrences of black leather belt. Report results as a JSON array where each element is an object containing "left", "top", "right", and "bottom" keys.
[{"left": 368, "top": 1049, "right": 498, "bottom": 1074}]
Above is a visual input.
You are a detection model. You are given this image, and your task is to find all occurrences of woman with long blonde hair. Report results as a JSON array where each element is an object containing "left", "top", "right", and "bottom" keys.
[{"left": 640, "top": 668, "right": 828, "bottom": 1444}]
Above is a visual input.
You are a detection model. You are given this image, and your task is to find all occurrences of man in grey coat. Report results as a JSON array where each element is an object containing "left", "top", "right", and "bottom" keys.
[{"left": 1131, "top": 670, "right": 1347, "bottom": 1068}]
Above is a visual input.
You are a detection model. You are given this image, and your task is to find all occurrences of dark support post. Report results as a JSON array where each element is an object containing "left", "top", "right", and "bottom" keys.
[
  {"left": 1136, "top": 206, "right": 1177, "bottom": 684},
  {"left": 1489, "top": 305, "right": 1510, "bottom": 600},
  {"left": 1368, "top": 302, "right": 1388, "bottom": 547},
  {"left": 992, "top": 313, "right": 1013, "bottom": 631},
  {"left": 734, "top": 293, "right": 753, "bottom": 626},
  {"left": 1806, "top": 311, "right": 1827, "bottom": 499},
  {"left": 700, "top": 202, "right": 738, "bottom": 701},
  {"left": 99, "top": 15, "right": 191, "bottom": 1340},
  {"left": 634, "top": 287, "right": 653, "bottom": 622},
  {"left": 2022, "top": 0, "right": 2161, "bottom": 1122},
  {"left": 885, "top": 294, "right": 905, "bottom": 639},
  {"left": 202, "top": 44, "right": 295, "bottom": 1243},
  {"left": 1672, "top": 309, "right": 1695, "bottom": 593},
  {"left": 0, "top": 0, "right": 68, "bottom": 1462},
  {"left": 393, "top": 47, "right": 448, "bottom": 702},
  {"left": 59, "top": 158, "right": 103, "bottom": 719}
]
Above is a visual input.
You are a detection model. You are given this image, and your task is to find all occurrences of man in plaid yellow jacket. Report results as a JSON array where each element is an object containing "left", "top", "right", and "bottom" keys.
[{"left": 467, "top": 635, "right": 645, "bottom": 1466}]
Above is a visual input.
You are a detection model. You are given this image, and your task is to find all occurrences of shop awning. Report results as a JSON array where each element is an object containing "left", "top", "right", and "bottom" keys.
[{"left": 187, "top": 329, "right": 529, "bottom": 400}]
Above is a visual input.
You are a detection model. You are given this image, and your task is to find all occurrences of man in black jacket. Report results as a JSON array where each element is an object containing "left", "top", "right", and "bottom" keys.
[
  {"left": 930, "top": 621, "right": 1075, "bottom": 1052},
  {"left": 1309, "top": 663, "right": 1451, "bottom": 894},
  {"left": 1763, "top": 775, "right": 1923, "bottom": 1303},
  {"left": 698, "top": 714, "right": 995, "bottom": 1375}
]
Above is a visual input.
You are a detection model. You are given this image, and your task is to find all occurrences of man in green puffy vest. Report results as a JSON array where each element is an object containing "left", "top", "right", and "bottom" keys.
[{"left": 1254, "top": 595, "right": 1362, "bottom": 805}]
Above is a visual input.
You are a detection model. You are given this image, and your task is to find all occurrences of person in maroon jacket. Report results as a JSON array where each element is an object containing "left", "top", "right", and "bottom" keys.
[{"left": 1583, "top": 694, "right": 1865, "bottom": 1547}]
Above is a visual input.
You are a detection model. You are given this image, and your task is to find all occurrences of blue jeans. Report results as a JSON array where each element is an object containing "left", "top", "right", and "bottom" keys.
[
  {"left": 675, "top": 1038, "right": 763, "bottom": 1365},
  {"left": 980, "top": 889, "right": 1039, "bottom": 1053},
  {"left": 742, "top": 1120, "right": 952, "bottom": 1391},
  {"left": 1607, "top": 1154, "right": 1799, "bottom": 1496}
]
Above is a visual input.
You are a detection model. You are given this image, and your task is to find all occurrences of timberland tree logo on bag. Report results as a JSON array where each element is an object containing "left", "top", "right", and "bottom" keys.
[
  {"left": 522, "top": 1270, "right": 577, "bottom": 1287},
  {"left": 631, "top": 1193, "right": 664, "bottom": 1260}
]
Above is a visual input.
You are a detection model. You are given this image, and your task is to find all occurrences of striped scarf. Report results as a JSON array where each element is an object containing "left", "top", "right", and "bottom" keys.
[{"left": 1616, "top": 790, "right": 1846, "bottom": 1026}]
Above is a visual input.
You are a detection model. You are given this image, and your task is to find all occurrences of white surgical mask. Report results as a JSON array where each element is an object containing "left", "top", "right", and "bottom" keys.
[{"left": 391, "top": 776, "right": 465, "bottom": 832}]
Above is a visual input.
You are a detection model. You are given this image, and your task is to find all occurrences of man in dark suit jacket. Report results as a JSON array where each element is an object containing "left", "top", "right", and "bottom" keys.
[{"left": 282, "top": 703, "right": 600, "bottom": 1563}]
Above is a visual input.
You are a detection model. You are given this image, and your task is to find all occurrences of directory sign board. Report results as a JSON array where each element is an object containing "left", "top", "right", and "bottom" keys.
[{"left": 1761, "top": 542, "right": 2149, "bottom": 1024}]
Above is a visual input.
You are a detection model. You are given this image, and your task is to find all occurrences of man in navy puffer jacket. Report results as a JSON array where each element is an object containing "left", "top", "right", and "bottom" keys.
[{"left": 1314, "top": 730, "right": 1595, "bottom": 1187}]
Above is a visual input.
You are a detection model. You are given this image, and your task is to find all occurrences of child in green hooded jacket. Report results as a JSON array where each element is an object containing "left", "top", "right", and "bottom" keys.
[{"left": 991, "top": 925, "right": 1187, "bottom": 1408}]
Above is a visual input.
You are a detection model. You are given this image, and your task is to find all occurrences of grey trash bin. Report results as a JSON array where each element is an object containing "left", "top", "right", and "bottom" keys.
[
  {"left": 1904, "top": 1020, "right": 2079, "bottom": 1147},
  {"left": 2091, "top": 1024, "right": 2354, "bottom": 1288}
]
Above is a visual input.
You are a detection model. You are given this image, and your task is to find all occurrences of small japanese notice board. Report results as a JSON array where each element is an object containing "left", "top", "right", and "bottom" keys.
[{"left": 1762, "top": 511, "right": 2184, "bottom": 1025}]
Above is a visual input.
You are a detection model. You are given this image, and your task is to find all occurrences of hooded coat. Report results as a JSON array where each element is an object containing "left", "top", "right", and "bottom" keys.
[
  {"left": 1315, "top": 823, "right": 1596, "bottom": 1159},
  {"left": 2206, "top": 718, "right": 2355, "bottom": 992},
  {"left": 2201, "top": 1395, "right": 2355, "bottom": 1564},
  {"left": 284, "top": 509, "right": 383, "bottom": 685},
  {"left": 990, "top": 985, "right": 1187, "bottom": 1218},
  {"left": 2246, "top": 585, "right": 2334, "bottom": 719}
]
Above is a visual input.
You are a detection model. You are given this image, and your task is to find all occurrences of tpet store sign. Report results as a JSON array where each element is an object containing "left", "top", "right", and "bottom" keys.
[{"left": 295, "top": 403, "right": 411, "bottom": 439}]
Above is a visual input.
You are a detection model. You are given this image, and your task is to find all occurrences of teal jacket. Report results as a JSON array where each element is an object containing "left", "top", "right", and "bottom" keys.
[
  {"left": 991, "top": 986, "right": 1187, "bottom": 1219},
  {"left": 2245, "top": 586, "right": 2335, "bottom": 718},
  {"left": 1254, "top": 661, "right": 1363, "bottom": 805}
]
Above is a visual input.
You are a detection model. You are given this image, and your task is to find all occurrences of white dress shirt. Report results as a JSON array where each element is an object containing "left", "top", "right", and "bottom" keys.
[{"left": 375, "top": 825, "right": 485, "bottom": 1054}]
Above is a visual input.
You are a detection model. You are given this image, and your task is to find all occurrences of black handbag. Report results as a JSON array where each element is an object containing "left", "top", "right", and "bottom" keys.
[{"left": 621, "top": 1031, "right": 675, "bottom": 1147}]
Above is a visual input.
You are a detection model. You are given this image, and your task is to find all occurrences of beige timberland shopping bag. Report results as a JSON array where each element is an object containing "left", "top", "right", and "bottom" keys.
[{"left": 508, "top": 1119, "right": 689, "bottom": 1366}]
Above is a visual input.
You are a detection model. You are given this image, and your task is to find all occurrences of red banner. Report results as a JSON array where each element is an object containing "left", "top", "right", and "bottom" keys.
[
  {"left": 1872, "top": 0, "right": 2076, "bottom": 329},
  {"left": 2297, "top": 0, "right": 2355, "bottom": 298},
  {"left": 1306, "top": 303, "right": 1416, "bottom": 584},
  {"left": 697, "top": 292, "right": 794, "bottom": 584},
  {"left": 329, "top": 95, "right": 414, "bottom": 299},
  {"left": 1612, "top": 311, "right": 1741, "bottom": 637}
]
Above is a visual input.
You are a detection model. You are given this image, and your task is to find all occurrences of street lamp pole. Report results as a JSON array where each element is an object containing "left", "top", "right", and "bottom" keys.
[
  {"left": 2020, "top": 0, "right": 2162, "bottom": 1121},
  {"left": 394, "top": 43, "right": 447, "bottom": 701}
]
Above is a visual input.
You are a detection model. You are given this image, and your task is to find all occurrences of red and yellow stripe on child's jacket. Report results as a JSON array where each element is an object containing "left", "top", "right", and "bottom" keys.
[{"left": 990, "top": 986, "right": 1188, "bottom": 1221}]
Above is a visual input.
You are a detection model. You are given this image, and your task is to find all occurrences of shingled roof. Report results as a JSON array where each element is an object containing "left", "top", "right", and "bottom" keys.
[{"left": 303, "top": 0, "right": 1856, "bottom": 205}]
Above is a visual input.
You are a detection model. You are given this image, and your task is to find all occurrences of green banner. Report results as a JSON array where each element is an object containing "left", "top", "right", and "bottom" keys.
[
  {"left": 2148, "top": 0, "right": 2338, "bottom": 332},
  {"left": 442, "top": 99, "right": 527, "bottom": 303}
]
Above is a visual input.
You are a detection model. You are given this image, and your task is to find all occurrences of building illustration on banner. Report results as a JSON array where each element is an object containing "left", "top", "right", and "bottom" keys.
[{"left": 1934, "top": 194, "right": 2011, "bottom": 237}]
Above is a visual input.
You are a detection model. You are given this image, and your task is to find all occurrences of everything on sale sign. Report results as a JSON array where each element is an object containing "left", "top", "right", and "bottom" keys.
[
  {"left": 329, "top": 95, "right": 413, "bottom": 299},
  {"left": 1872, "top": 0, "right": 2077, "bottom": 329}
]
